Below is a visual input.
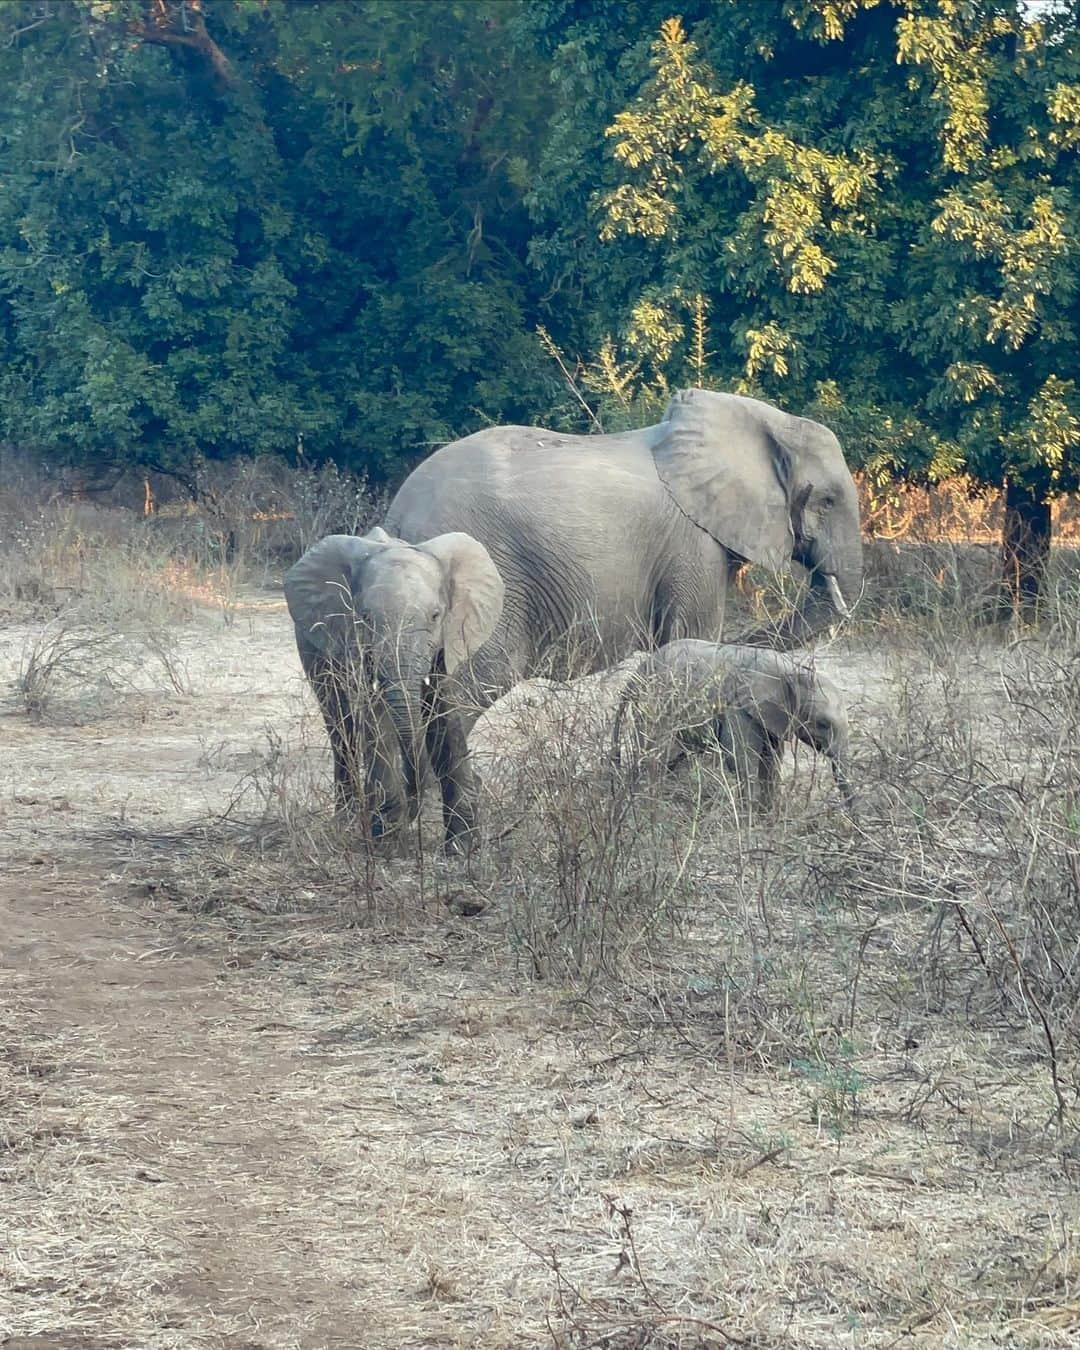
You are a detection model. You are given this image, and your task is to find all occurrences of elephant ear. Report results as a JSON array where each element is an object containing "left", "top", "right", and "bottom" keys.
[
  {"left": 725, "top": 666, "right": 796, "bottom": 741},
  {"left": 420, "top": 532, "right": 505, "bottom": 674},
  {"left": 653, "top": 389, "right": 794, "bottom": 570},
  {"left": 284, "top": 531, "right": 387, "bottom": 656}
]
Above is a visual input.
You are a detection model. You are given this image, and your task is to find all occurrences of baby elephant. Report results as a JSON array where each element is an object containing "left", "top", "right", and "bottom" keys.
[
  {"left": 285, "top": 526, "right": 504, "bottom": 853},
  {"left": 611, "top": 640, "right": 852, "bottom": 809}
]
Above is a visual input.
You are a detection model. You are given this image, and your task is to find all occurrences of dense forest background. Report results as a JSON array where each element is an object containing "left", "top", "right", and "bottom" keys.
[{"left": 0, "top": 0, "right": 1076, "bottom": 587}]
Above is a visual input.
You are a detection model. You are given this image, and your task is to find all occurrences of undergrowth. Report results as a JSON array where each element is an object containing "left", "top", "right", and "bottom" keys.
[
  {"left": 100, "top": 571, "right": 1080, "bottom": 1174},
  {"left": 4, "top": 450, "right": 1078, "bottom": 1169}
]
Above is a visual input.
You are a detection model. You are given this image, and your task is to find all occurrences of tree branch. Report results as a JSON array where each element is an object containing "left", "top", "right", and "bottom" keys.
[{"left": 129, "top": 0, "right": 233, "bottom": 87}]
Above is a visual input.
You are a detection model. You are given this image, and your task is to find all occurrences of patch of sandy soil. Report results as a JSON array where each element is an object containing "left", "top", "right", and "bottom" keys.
[{"left": 1, "top": 597, "right": 1077, "bottom": 1347}]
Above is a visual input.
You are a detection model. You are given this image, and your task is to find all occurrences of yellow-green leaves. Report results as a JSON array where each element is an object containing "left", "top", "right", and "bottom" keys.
[
  {"left": 580, "top": 2, "right": 1075, "bottom": 506},
  {"left": 1013, "top": 378, "right": 1080, "bottom": 480},
  {"left": 741, "top": 323, "right": 795, "bottom": 385},
  {"left": 943, "top": 363, "right": 1002, "bottom": 403},
  {"left": 626, "top": 297, "right": 684, "bottom": 367},
  {"left": 896, "top": 9, "right": 993, "bottom": 173},
  {"left": 600, "top": 17, "right": 877, "bottom": 297},
  {"left": 932, "top": 186, "right": 1068, "bottom": 351},
  {"left": 783, "top": 0, "right": 883, "bottom": 43},
  {"left": 1048, "top": 82, "right": 1080, "bottom": 150}
]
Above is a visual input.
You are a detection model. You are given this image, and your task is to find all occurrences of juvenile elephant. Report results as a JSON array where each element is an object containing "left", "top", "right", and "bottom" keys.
[
  {"left": 611, "top": 640, "right": 852, "bottom": 810},
  {"left": 385, "top": 388, "right": 863, "bottom": 724},
  {"left": 284, "top": 527, "right": 504, "bottom": 852}
]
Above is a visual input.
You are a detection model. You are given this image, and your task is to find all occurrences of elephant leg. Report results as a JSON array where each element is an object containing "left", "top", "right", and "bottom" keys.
[
  {"left": 459, "top": 642, "right": 517, "bottom": 720},
  {"left": 665, "top": 744, "right": 688, "bottom": 773},
  {"left": 634, "top": 711, "right": 676, "bottom": 780},
  {"left": 304, "top": 654, "right": 362, "bottom": 813},
  {"left": 666, "top": 728, "right": 691, "bottom": 773},
  {"left": 758, "top": 737, "right": 782, "bottom": 813},
  {"left": 720, "top": 712, "right": 766, "bottom": 808},
  {"left": 423, "top": 686, "right": 479, "bottom": 854}
]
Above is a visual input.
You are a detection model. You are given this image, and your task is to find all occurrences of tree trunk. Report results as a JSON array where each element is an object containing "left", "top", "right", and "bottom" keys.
[{"left": 999, "top": 478, "right": 1052, "bottom": 621}]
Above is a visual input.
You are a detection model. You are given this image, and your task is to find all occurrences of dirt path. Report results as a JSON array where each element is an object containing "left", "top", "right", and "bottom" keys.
[
  {"left": 3, "top": 853, "right": 579, "bottom": 1348},
  {"left": 5, "top": 864, "right": 363, "bottom": 1346},
  {"left": 6, "top": 855, "right": 1076, "bottom": 1348}
]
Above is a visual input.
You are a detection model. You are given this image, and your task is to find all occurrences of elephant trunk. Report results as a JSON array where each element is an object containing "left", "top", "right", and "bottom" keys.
[
  {"left": 799, "top": 712, "right": 854, "bottom": 810},
  {"left": 831, "top": 754, "right": 855, "bottom": 811},
  {"left": 788, "top": 565, "right": 855, "bottom": 644},
  {"left": 737, "top": 545, "right": 863, "bottom": 651},
  {"left": 827, "top": 729, "right": 855, "bottom": 810},
  {"left": 733, "top": 570, "right": 836, "bottom": 650},
  {"left": 820, "top": 536, "right": 863, "bottom": 618},
  {"left": 381, "top": 675, "right": 423, "bottom": 814}
]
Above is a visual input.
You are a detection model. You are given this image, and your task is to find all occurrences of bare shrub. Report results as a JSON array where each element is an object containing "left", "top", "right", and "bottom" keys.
[
  {"left": 0, "top": 488, "right": 207, "bottom": 626},
  {"left": 654, "top": 586, "right": 1080, "bottom": 1150},
  {"left": 143, "top": 455, "right": 388, "bottom": 576},
  {"left": 857, "top": 472, "right": 1080, "bottom": 545},
  {"left": 0, "top": 446, "right": 388, "bottom": 638},
  {"left": 462, "top": 577, "right": 1078, "bottom": 1148},
  {"left": 17, "top": 609, "right": 191, "bottom": 720},
  {"left": 471, "top": 661, "right": 711, "bottom": 983},
  {"left": 71, "top": 502, "right": 1077, "bottom": 1167},
  {"left": 139, "top": 659, "right": 470, "bottom": 925}
]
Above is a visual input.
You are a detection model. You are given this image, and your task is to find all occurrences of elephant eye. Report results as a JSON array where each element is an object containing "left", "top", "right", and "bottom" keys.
[{"left": 821, "top": 493, "right": 836, "bottom": 510}]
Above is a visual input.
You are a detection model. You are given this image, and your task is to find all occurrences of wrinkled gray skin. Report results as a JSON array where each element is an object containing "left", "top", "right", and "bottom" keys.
[
  {"left": 385, "top": 388, "right": 862, "bottom": 726},
  {"left": 284, "top": 527, "right": 504, "bottom": 853},
  {"left": 611, "top": 640, "right": 853, "bottom": 810}
]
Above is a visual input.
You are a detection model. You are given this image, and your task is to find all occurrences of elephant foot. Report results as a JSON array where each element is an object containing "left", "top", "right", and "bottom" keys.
[
  {"left": 443, "top": 812, "right": 479, "bottom": 858},
  {"left": 370, "top": 804, "right": 407, "bottom": 841}
]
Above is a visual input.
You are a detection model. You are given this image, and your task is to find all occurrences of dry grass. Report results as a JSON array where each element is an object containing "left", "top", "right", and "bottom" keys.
[
  {"left": 1, "top": 465, "right": 1078, "bottom": 1346},
  {"left": 857, "top": 474, "right": 1080, "bottom": 545}
]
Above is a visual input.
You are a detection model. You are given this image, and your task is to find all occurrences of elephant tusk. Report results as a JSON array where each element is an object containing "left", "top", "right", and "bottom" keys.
[{"left": 824, "top": 574, "right": 849, "bottom": 618}]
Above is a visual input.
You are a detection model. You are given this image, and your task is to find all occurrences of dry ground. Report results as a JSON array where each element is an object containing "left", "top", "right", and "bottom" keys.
[{"left": 1, "top": 592, "right": 1077, "bottom": 1348}]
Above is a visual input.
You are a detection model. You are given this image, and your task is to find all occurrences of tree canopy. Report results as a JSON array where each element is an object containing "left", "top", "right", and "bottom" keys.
[
  {"left": 0, "top": 0, "right": 1077, "bottom": 590},
  {"left": 527, "top": 2, "right": 1078, "bottom": 496},
  {"left": 0, "top": 0, "right": 555, "bottom": 477}
]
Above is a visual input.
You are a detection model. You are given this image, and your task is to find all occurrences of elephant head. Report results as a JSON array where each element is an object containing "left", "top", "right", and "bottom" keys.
[
  {"left": 725, "top": 661, "right": 853, "bottom": 806},
  {"left": 653, "top": 389, "right": 862, "bottom": 645},
  {"left": 284, "top": 526, "right": 504, "bottom": 831},
  {"left": 787, "top": 667, "right": 853, "bottom": 806}
]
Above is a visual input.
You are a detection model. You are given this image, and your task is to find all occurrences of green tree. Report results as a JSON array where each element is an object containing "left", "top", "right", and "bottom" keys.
[
  {"left": 525, "top": 0, "right": 1078, "bottom": 611},
  {"left": 892, "top": 0, "right": 1078, "bottom": 610},
  {"left": 0, "top": 0, "right": 553, "bottom": 484}
]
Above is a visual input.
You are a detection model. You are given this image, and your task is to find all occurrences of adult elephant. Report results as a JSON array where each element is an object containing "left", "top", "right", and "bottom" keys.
[{"left": 384, "top": 387, "right": 863, "bottom": 716}]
